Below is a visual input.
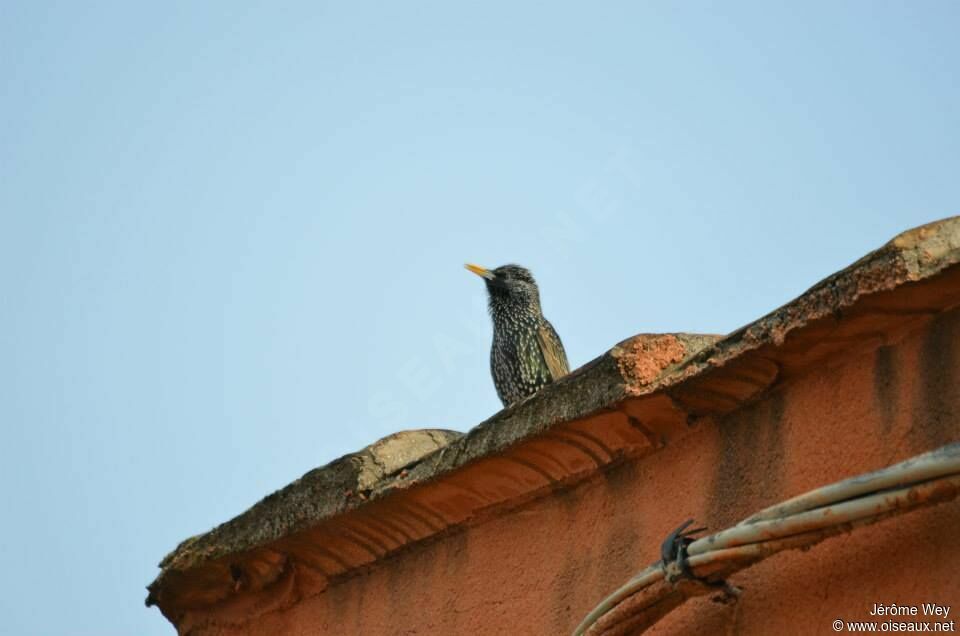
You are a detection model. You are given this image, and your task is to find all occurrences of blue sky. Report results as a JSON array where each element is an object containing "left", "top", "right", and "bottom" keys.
[{"left": 2, "top": 2, "right": 958, "bottom": 634}]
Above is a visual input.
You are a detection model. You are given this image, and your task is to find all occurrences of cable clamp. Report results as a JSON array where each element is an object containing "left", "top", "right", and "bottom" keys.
[
  {"left": 659, "top": 519, "right": 741, "bottom": 603},
  {"left": 659, "top": 518, "right": 704, "bottom": 583}
]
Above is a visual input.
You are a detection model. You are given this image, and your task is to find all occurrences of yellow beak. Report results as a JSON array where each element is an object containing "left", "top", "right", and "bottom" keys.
[{"left": 464, "top": 263, "right": 495, "bottom": 280}]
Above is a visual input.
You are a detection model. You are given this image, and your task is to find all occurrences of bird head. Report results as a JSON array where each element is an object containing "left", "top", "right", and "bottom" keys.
[{"left": 465, "top": 263, "right": 542, "bottom": 312}]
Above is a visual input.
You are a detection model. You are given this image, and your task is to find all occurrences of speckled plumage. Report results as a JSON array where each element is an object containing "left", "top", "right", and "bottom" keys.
[{"left": 467, "top": 264, "right": 569, "bottom": 407}]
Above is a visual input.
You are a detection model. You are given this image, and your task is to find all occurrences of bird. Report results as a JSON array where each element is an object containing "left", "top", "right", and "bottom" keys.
[{"left": 465, "top": 263, "right": 569, "bottom": 407}]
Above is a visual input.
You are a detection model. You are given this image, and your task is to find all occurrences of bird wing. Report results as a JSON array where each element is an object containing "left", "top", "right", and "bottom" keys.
[{"left": 537, "top": 322, "right": 570, "bottom": 381}]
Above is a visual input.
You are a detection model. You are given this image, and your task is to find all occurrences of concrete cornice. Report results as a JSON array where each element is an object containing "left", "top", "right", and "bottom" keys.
[{"left": 147, "top": 216, "right": 960, "bottom": 628}]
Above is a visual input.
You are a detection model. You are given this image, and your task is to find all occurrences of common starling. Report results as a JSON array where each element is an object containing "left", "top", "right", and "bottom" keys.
[{"left": 465, "top": 263, "right": 570, "bottom": 407}]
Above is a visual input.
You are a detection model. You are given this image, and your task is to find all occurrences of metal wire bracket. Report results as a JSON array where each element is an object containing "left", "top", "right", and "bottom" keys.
[
  {"left": 659, "top": 518, "right": 705, "bottom": 583},
  {"left": 660, "top": 519, "right": 742, "bottom": 603}
]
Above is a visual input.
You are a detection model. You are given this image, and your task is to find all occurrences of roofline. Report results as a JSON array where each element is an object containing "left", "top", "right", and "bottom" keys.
[{"left": 147, "top": 216, "right": 960, "bottom": 623}]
